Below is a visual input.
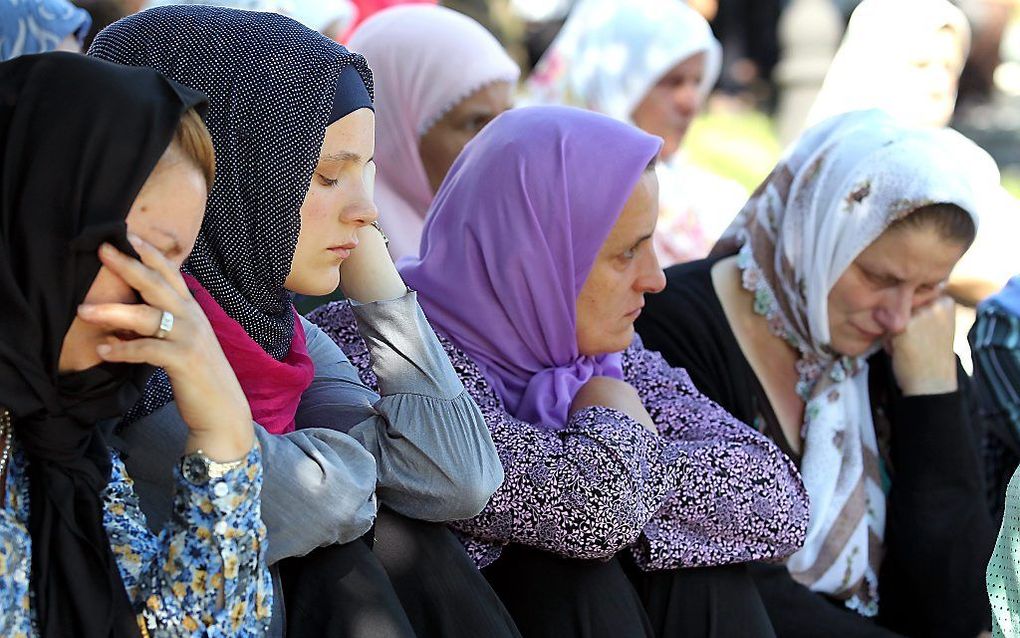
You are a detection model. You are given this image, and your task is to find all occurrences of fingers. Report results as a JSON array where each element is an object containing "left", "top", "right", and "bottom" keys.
[
  {"left": 97, "top": 241, "right": 184, "bottom": 313},
  {"left": 77, "top": 302, "right": 164, "bottom": 338},
  {"left": 97, "top": 335, "right": 176, "bottom": 368},
  {"left": 127, "top": 233, "right": 191, "bottom": 298}
]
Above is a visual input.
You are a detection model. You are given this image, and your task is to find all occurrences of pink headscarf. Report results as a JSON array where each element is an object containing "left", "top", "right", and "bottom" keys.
[
  {"left": 340, "top": 0, "right": 436, "bottom": 41},
  {"left": 348, "top": 5, "right": 520, "bottom": 260}
]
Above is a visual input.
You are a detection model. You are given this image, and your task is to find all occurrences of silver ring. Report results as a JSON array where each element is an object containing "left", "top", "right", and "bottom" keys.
[{"left": 154, "top": 310, "right": 174, "bottom": 340}]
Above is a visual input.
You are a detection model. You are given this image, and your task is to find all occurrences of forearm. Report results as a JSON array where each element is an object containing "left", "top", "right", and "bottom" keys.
[
  {"left": 346, "top": 391, "right": 502, "bottom": 521},
  {"left": 307, "top": 297, "right": 502, "bottom": 518},
  {"left": 880, "top": 388, "right": 994, "bottom": 636},
  {"left": 184, "top": 417, "right": 254, "bottom": 462},
  {"left": 106, "top": 449, "right": 273, "bottom": 635},
  {"left": 255, "top": 427, "right": 377, "bottom": 563},
  {"left": 624, "top": 342, "right": 809, "bottom": 568},
  {"left": 452, "top": 405, "right": 680, "bottom": 560}
]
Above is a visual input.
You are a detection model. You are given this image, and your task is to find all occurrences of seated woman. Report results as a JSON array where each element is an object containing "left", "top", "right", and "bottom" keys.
[
  {"left": 988, "top": 443, "right": 1020, "bottom": 637},
  {"left": 0, "top": 53, "right": 270, "bottom": 636},
  {"left": 348, "top": 3, "right": 519, "bottom": 260},
  {"left": 972, "top": 277, "right": 1020, "bottom": 518},
  {"left": 310, "top": 105, "right": 809, "bottom": 637},
  {"left": 636, "top": 109, "right": 998, "bottom": 638},
  {"left": 527, "top": 0, "right": 746, "bottom": 266},
  {"left": 89, "top": 6, "right": 512, "bottom": 638}
]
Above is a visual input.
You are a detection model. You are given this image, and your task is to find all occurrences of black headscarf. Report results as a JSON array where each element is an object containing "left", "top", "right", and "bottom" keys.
[
  {"left": 89, "top": 6, "right": 375, "bottom": 360},
  {"left": 0, "top": 52, "right": 206, "bottom": 637}
]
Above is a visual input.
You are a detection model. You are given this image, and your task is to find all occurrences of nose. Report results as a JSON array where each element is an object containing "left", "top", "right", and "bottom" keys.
[
  {"left": 874, "top": 287, "right": 913, "bottom": 335},
  {"left": 637, "top": 250, "right": 667, "bottom": 294},
  {"left": 674, "top": 83, "right": 700, "bottom": 119},
  {"left": 340, "top": 179, "right": 379, "bottom": 227}
]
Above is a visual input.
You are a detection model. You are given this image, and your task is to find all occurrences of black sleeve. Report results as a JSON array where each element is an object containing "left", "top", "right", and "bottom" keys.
[
  {"left": 636, "top": 260, "right": 754, "bottom": 421},
  {"left": 877, "top": 365, "right": 995, "bottom": 637},
  {"left": 749, "top": 563, "right": 904, "bottom": 638}
]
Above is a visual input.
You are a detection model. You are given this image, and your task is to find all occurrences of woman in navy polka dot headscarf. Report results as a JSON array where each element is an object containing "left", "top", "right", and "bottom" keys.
[{"left": 90, "top": 6, "right": 514, "bottom": 637}]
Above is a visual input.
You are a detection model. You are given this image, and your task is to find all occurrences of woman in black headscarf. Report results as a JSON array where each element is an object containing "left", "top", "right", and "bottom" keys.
[
  {"left": 0, "top": 52, "right": 271, "bottom": 637},
  {"left": 89, "top": 6, "right": 515, "bottom": 638}
]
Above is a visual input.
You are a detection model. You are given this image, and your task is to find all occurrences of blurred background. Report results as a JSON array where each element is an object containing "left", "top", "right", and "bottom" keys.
[{"left": 70, "top": 0, "right": 1020, "bottom": 196}]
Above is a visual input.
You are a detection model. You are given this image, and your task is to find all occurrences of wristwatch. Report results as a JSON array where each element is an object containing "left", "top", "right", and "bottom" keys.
[{"left": 180, "top": 449, "right": 246, "bottom": 485}]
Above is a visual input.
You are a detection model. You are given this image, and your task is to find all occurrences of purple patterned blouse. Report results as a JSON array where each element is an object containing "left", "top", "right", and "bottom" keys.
[{"left": 309, "top": 301, "right": 809, "bottom": 571}]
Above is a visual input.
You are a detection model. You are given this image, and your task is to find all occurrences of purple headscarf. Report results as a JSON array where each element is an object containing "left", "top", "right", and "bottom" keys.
[{"left": 400, "top": 105, "right": 661, "bottom": 429}]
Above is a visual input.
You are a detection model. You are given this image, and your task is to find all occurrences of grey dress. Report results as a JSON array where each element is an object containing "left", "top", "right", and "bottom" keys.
[{"left": 110, "top": 291, "right": 503, "bottom": 634}]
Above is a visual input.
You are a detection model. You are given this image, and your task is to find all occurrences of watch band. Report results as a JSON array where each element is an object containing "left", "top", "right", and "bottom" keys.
[{"left": 180, "top": 448, "right": 247, "bottom": 484}]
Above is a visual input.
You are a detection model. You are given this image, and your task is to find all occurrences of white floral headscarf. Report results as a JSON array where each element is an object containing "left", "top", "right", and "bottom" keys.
[
  {"left": 525, "top": 0, "right": 721, "bottom": 125},
  {"left": 718, "top": 109, "right": 998, "bottom": 614},
  {"left": 806, "top": 0, "right": 970, "bottom": 129}
]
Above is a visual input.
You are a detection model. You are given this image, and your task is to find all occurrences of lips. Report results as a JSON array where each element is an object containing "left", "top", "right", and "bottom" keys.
[
  {"left": 853, "top": 323, "right": 883, "bottom": 340},
  {"left": 327, "top": 240, "right": 358, "bottom": 261}
]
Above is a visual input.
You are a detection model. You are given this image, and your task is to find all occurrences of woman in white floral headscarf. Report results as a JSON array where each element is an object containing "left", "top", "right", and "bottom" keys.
[
  {"left": 527, "top": 0, "right": 746, "bottom": 266},
  {"left": 639, "top": 109, "right": 1000, "bottom": 637}
]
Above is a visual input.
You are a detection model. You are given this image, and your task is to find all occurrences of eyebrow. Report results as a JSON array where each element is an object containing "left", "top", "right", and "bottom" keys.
[
  {"left": 319, "top": 151, "right": 371, "bottom": 165},
  {"left": 632, "top": 233, "right": 654, "bottom": 247},
  {"left": 149, "top": 227, "right": 183, "bottom": 257},
  {"left": 621, "top": 233, "right": 654, "bottom": 252}
]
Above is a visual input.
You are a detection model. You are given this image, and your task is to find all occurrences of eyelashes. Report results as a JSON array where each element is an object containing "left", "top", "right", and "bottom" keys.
[{"left": 317, "top": 173, "right": 339, "bottom": 188}]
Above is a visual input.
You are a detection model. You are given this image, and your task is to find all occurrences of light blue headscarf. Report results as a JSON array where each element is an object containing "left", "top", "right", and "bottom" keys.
[{"left": 0, "top": 0, "right": 91, "bottom": 62}]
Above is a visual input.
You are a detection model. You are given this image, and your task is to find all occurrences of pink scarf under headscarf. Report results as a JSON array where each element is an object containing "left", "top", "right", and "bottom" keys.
[
  {"left": 184, "top": 273, "right": 314, "bottom": 435},
  {"left": 348, "top": 5, "right": 520, "bottom": 260}
]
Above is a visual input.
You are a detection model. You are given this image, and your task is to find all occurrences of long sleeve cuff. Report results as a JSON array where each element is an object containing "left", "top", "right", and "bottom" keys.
[{"left": 173, "top": 444, "right": 263, "bottom": 524}]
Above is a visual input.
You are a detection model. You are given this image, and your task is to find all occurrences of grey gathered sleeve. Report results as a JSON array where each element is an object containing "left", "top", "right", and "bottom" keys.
[
  {"left": 113, "top": 402, "right": 377, "bottom": 566},
  {"left": 300, "top": 293, "right": 503, "bottom": 522},
  {"left": 252, "top": 426, "right": 377, "bottom": 563}
]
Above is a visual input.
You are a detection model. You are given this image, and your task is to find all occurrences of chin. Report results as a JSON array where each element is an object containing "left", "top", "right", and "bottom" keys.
[
  {"left": 604, "top": 327, "right": 635, "bottom": 355},
  {"left": 291, "top": 272, "right": 341, "bottom": 297},
  {"left": 831, "top": 336, "right": 875, "bottom": 359}
]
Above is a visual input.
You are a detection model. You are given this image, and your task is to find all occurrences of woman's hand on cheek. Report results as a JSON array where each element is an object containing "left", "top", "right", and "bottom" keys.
[
  {"left": 888, "top": 295, "right": 958, "bottom": 396},
  {"left": 76, "top": 236, "right": 254, "bottom": 462},
  {"left": 338, "top": 223, "right": 407, "bottom": 303}
]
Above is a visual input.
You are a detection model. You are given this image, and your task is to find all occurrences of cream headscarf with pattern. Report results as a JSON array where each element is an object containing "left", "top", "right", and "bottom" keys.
[{"left": 717, "top": 109, "right": 996, "bottom": 614}]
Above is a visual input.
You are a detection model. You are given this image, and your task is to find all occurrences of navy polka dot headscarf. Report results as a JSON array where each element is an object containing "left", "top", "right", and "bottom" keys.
[{"left": 88, "top": 6, "right": 374, "bottom": 420}]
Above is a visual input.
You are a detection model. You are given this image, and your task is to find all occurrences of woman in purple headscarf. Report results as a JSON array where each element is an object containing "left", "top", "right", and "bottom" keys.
[{"left": 309, "top": 105, "right": 809, "bottom": 636}]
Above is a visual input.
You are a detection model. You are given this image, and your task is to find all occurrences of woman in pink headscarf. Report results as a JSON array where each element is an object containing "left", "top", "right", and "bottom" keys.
[{"left": 348, "top": 4, "right": 520, "bottom": 260}]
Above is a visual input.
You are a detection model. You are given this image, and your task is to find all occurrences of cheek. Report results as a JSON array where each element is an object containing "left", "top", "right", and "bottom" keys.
[
  {"left": 297, "top": 190, "right": 335, "bottom": 237},
  {"left": 80, "top": 266, "right": 135, "bottom": 306},
  {"left": 430, "top": 131, "right": 468, "bottom": 175},
  {"left": 829, "top": 279, "right": 879, "bottom": 325}
]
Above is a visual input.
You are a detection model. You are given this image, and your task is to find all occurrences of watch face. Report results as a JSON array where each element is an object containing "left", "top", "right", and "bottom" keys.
[{"left": 181, "top": 454, "right": 210, "bottom": 484}]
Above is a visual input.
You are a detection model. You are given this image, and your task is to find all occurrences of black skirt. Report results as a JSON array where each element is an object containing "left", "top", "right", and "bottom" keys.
[
  {"left": 278, "top": 508, "right": 520, "bottom": 638},
  {"left": 483, "top": 543, "right": 775, "bottom": 638}
]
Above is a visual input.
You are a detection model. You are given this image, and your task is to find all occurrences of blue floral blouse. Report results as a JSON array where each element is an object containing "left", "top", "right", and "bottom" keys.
[{"left": 0, "top": 441, "right": 272, "bottom": 637}]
